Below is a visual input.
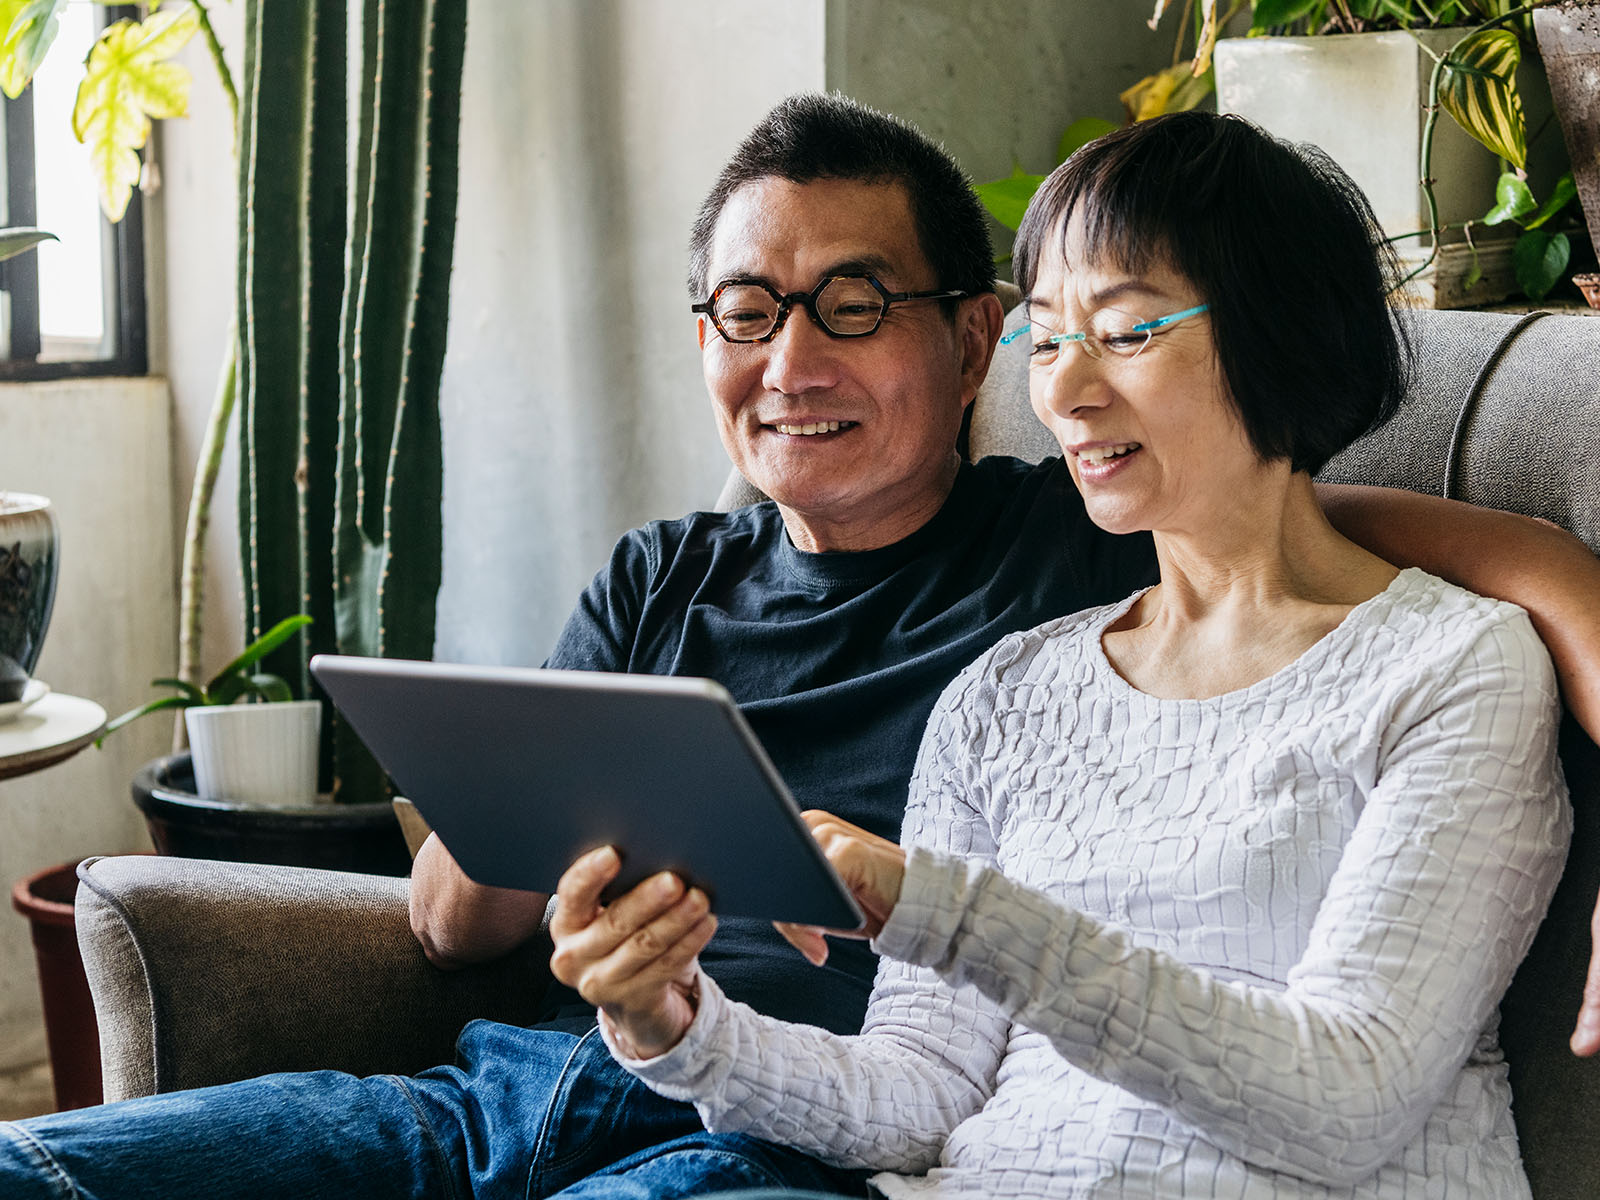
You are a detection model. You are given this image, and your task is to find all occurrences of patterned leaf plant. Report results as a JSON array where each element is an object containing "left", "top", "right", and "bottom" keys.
[
  {"left": 1439, "top": 27, "right": 1526, "bottom": 168},
  {"left": 71, "top": 3, "right": 199, "bottom": 222},
  {"left": 0, "top": 0, "right": 66, "bottom": 99},
  {"left": 975, "top": 0, "right": 1577, "bottom": 301}
]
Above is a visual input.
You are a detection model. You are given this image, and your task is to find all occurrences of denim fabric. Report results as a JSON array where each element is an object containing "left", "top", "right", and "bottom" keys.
[{"left": 0, "top": 1020, "right": 866, "bottom": 1200}]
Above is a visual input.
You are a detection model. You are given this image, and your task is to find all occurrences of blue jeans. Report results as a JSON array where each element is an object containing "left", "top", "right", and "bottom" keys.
[{"left": 0, "top": 1020, "right": 870, "bottom": 1199}]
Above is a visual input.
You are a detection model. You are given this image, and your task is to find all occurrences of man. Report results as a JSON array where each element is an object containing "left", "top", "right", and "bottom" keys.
[{"left": 4, "top": 92, "right": 1599, "bottom": 1199}]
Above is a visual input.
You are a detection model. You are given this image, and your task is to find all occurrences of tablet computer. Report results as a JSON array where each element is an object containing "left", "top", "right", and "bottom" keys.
[{"left": 309, "top": 654, "right": 864, "bottom": 929}]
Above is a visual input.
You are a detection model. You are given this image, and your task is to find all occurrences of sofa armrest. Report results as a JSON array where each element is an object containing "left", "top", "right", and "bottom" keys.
[{"left": 75, "top": 854, "right": 554, "bottom": 1101}]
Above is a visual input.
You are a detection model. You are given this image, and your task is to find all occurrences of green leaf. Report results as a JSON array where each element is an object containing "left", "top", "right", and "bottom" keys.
[
  {"left": 1482, "top": 172, "right": 1536, "bottom": 225},
  {"left": 0, "top": 226, "right": 54, "bottom": 261},
  {"left": 247, "top": 673, "right": 294, "bottom": 703},
  {"left": 1057, "top": 118, "right": 1118, "bottom": 164},
  {"left": 72, "top": 3, "right": 198, "bottom": 221},
  {"left": 0, "top": 0, "right": 64, "bottom": 100},
  {"left": 1250, "top": 0, "right": 1323, "bottom": 33},
  {"left": 1439, "top": 28, "right": 1525, "bottom": 169},
  {"left": 97, "top": 694, "right": 195, "bottom": 745},
  {"left": 1513, "top": 229, "right": 1570, "bottom": 301},
  {"left": 975, "top": 165, "right": 1046, "bottom": 232},
  {"left": 1526, "top": 171, "right": 1577, "bottom": 230},
  {"left": 149, "top": 676, "right": 207, "bottom": 705},
  {"left": 206, "top": 613, "right": 314, "bottom": 693}
]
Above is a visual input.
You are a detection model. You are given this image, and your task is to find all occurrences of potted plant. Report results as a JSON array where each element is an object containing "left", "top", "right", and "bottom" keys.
[
  {"left": 97, "top": 611, "right": 409, "bottom": 874},
  {"left": 979, "top": 2, "right": 1586, "bottom": 306},
  {"left": 100, "top": 614, "right": 319, "bottom": 806}
]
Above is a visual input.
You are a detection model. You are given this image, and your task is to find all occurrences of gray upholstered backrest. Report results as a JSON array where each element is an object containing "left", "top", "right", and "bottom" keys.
[{"left": 717, "top": 302, "right": 1600, "bottom": 1197}]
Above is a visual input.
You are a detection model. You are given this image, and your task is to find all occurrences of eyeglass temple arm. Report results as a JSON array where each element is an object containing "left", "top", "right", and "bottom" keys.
[{"left": 1132, "top": 303, "right": 1209, "bottom": 333}]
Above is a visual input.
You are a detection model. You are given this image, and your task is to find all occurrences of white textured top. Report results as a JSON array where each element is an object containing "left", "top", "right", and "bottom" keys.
[{"left": 612, "top": 569, "right": 1570, "bottom": 1198}]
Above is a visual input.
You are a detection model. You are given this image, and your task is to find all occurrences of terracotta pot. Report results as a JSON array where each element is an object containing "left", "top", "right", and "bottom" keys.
[
  {"left": 10, "top": 861, "right": 100, "bottom": 1112},
  {"left": 1575, "top": 273, "right": 1600, "bottom": 310}
]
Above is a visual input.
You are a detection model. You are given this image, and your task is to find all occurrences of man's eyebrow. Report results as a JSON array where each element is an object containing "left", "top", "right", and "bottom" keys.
[
  {"left": 824, "top": 255, "right": 897, "bottom": 279},
  {"left": 713, "top": 254, "right": 900, "bottom": 290}
]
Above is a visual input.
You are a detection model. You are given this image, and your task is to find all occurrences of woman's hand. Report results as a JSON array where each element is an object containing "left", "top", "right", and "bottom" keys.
[
  {"left": 548, "top": 846, "right": 717, "bottom": 1060},
  {"left": 775, "top": 810, "right": 906, "bottom": 966}
]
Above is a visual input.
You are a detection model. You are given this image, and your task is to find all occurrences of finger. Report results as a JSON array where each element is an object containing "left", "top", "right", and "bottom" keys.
[
  {"left": 550, "top": 845, "right": 622, "bottom": 935},
  {"left": 774, "top": 921, "right": 830, "bottom": 966},
  {"left": 581, "top": 890, "right": 716, "bottom": 1006},
  {"left": 551, "top": 870, "right": 691, "bottom": 984},
  {"left": 1572, "top": 910, "right": 1600, "bottom": 1056}
]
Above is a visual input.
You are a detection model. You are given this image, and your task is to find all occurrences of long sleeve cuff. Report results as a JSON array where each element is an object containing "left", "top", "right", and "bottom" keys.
[
  {"left": 598, "top": 967, "right": 734, "bottom": 1103},
  {"left": 874, "top": 844, "right": 973, "bottom": 968}
]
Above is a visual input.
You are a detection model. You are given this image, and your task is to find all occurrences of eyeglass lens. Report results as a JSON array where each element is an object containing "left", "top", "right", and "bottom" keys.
[{"left": 711, "top": 276, "right": 886, "bottom": 341}]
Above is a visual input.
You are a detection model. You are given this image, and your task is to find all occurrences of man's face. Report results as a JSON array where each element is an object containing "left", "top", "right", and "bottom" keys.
[{"left": 698, "top": 176, "right": 994, "bottom": 552}]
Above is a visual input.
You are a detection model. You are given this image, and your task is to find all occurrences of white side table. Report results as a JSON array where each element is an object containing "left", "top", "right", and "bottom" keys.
[{"left": 0, "top": 694, "right": 108, "bottom": 782}]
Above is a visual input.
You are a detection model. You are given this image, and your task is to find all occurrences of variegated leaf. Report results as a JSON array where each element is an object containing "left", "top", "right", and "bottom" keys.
[
  {"left": 0, "top": 0, "right": 63, "bottom": 100},
  {"left": 72, "top": 3, "right": 198, "bottom": 221},
  {"left": 1439, "top": 28, "right": 1525, "bottom": 169}
]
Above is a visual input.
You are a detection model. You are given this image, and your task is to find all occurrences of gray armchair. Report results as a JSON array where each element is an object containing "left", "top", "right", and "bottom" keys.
[{"left": 78, "top": 304, "right": 1600, "bottom": 1195}]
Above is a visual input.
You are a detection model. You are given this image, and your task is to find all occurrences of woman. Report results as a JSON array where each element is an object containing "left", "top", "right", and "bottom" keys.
[{"left": 555, "top": 112, "right": 1570, "bottom": 1197}]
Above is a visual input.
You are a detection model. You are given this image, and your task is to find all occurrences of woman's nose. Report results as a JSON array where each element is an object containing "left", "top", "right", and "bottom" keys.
[{"left": 1034, "top": 344, "right": 1111, "bottom": 419}]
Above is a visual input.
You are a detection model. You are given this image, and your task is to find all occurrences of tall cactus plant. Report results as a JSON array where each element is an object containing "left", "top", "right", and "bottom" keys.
[{"left": 238, "top": 0, "right": 466, "bottom": 802}]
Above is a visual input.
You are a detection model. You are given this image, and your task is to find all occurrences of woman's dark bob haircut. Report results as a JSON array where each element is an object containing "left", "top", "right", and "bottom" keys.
[{"left": 1013, "top": 111, "right": 1410, "bottom": 475}]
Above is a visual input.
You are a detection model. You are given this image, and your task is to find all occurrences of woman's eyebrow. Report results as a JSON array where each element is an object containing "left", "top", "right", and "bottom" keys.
[{"left": 1087, "top": 279, "right": 1166, "bottom": 307}]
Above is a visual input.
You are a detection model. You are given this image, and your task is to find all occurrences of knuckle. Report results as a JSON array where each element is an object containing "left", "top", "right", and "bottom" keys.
[{"left": 631, "top": 924, "right": 669, "bottom": 959}]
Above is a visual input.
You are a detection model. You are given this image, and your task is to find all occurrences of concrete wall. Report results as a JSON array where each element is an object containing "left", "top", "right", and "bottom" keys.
[{"left": 435, "top": 0, "right": 1169, "bottom": 667}]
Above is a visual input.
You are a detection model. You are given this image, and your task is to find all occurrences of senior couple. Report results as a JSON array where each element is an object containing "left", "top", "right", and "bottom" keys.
[{"left": 5, "top": 94, "right": 1599, "bottom": 1199}]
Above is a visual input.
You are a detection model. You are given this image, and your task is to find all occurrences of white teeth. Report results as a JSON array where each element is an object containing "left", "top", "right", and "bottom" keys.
[
  {"left": 1078, "top": 443, "right": 1139, "bottom": 466},
  {"left": 775, "top": 421, "right": 845, "bottom": 436}
]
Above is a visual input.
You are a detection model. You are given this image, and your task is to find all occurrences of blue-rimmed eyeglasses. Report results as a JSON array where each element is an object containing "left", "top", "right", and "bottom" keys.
[
  {"left": 692, "top": 273, "right": 969, "bottom": 343},
  {"left": 1000, "top": 303, "right": 1210, "bottom": 363}
]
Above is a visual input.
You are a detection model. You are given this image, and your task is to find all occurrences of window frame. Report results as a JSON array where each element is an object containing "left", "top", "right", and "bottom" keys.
[{"left": 0, "top": 2, "right": 147, "bottom": 381}]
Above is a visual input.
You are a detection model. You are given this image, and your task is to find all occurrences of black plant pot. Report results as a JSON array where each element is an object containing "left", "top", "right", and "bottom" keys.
[{"left": 131, "top": 753, "right": 411, "bottom": 877}]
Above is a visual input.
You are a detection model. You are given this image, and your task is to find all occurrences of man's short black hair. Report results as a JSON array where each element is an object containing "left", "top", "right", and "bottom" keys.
[
  {"left": 1013, "top": 111, "right": 1410, "bottom": 476},
  {"left": 687, "top": 92, "right": 996, "bottom": 305}
]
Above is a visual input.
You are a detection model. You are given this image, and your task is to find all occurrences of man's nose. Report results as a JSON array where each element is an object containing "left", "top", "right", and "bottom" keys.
[{"left": 761, "top": 303, "right": 841, "bottom": 395}]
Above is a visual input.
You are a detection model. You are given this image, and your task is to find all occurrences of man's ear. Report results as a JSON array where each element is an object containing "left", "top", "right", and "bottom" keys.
[
  {"left": 696, "top": 315, "right": 709, "bottom": 351},
  {"left": 957, "top": 292, "right": 1006, "bottom": 409}
]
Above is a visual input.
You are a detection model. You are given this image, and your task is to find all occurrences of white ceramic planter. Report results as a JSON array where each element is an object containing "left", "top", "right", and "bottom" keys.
[
  {"left": 184, "top": 700, "right": 323, "bottom": 807},
  {"left": 1214, "top": 29, "right": 1563, "bottom": 307}
]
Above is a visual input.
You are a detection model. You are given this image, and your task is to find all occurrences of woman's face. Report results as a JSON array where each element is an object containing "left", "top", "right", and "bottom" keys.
[{"left": 1025, "top": 218, "right": 1272, "bottom": 539}]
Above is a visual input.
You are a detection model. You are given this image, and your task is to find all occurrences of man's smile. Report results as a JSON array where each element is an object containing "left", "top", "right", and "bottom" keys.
[{"left": 765, "top": 420, "right": 859, "bottom": 437}]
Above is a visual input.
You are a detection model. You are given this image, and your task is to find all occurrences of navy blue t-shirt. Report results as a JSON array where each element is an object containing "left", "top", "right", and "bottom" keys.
[{"left": 542, "top": 455, "right": 1158, "bottom": 1035}]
